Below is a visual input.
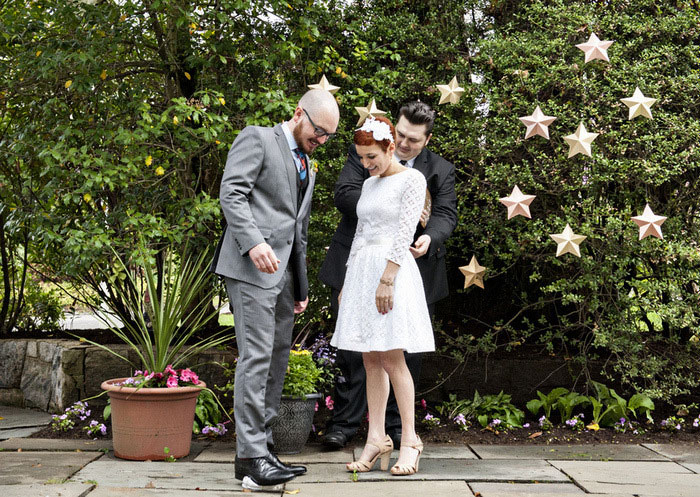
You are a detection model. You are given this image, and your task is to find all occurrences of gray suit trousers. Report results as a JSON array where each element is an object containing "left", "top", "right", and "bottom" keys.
[{"left": 225, "top": 270, "right": 294, "bottom": 458}]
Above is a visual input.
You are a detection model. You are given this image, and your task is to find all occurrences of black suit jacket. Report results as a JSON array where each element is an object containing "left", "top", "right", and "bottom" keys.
[{"left": 318, "top": 144, "right": 457, "bottom": 305}]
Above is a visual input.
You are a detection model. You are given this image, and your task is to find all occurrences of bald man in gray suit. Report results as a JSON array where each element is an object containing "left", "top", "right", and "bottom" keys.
[{"left": 211, "top": 89, "right": 339, "bottom": 490}]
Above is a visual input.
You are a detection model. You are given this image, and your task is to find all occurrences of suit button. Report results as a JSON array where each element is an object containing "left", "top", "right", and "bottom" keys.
[{"left": 287, "top": 240, "right": 292, "bottom": 245}]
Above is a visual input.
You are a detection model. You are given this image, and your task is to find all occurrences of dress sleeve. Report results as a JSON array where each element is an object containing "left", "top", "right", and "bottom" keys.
[{"left": 387, "top": 172, "right": 427, "bottom": 266}]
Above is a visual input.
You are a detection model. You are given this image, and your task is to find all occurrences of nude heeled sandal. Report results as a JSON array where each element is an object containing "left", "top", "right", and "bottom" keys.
[
  {"left": 346, "top": 435, "right": 394, "bottom": 472},
  {"left": 390, "top": 437, "right": 424, "bottom": 476}
]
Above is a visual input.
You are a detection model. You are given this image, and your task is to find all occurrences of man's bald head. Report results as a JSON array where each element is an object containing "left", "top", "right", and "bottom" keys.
[
  {"left": 289, "top": 89, "right": 340, "bottom": 155},
  {"left": 298, "top": 89, "right": 340, "bottom": 125}
]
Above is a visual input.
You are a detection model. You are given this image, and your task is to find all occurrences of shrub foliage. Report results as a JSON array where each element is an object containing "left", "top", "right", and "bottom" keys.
[{"left": 2, "top": 0, "right": 699, "bottom": 402}]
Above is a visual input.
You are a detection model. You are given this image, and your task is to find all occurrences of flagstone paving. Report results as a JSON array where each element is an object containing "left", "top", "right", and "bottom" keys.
[
  {"left": 0, "top": 450, "right": 101, "bottom": 485},
  {"left": 1, "top": 406, "right": 700, "bottom": 497},
  {"left": 468, "top": 482, "right": 586, "bottom": 495},
  {"left": 550, "top": 460, "right": 700, "bottom": 496},
  {"left": 4, "top": 482, "right": 96, "bottom": 497},
  {"left": 0, "top": 405, "right": 53, "bottom": 440},
  {"left": 642, "top": 443, "right": 700, "bottom": 464},
  {"left": 470, "top": 443, "right": 664, "bottom": 461}
]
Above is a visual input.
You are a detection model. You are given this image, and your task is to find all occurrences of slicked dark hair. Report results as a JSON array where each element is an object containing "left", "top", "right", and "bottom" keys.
[{"left": 398, "top": 100, "right": 436, "bottom": 136}]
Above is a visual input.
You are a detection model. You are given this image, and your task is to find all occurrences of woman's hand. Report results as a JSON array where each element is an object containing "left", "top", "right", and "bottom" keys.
[
  {"left": 338, "top": 288, "right": 343, "bottom": 306},
  {"left": 375, "top": 280, "right": 394, "bottom": 314}
]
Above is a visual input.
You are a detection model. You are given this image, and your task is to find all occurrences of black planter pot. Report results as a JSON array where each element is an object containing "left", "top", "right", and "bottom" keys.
[{"left": 271, "top": 393, "right": 322, "bottom": 454}]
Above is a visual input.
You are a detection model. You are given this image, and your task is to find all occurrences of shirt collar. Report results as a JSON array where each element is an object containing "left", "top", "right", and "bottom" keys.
[
  {"left": 394, "top": 153, "right": 416, "bottom": 168},
  {"left": 282, "top": 122, "right": 299, "bottom": 152}
]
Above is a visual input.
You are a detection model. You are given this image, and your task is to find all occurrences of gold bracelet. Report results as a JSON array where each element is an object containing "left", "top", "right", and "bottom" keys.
[{"left": 379, "top": 278, "right": 394, "bottom": 286}]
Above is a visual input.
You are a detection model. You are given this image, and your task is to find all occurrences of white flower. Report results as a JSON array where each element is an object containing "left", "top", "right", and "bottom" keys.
[{"left": 357, "top": 117, "right": 394, "bottom": 143}]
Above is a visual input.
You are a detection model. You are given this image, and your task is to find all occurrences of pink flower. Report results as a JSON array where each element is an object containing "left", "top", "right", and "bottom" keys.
[
  {"left": 134, "top": 370, "right": 143, "bottom": 376},
  {"left": 154, "top": 372, "right": 164, "bottom": 381},
  {"left": 325, "top": 395, "right": 334, "bottom": 410},
  {"left": 420, "top": 399, "right": 427, "bottom": 410},
  {"left": 166, "top": 375, "right": 179, "bottom": 388},
  {"left": 179, "top": 368, "right": 200, "bottom": 385},
  {"left": 314, "top": 402, "right": 319, "bottom": 412},
  {"left": 165, "top": 364, "right": 177, "bottom": 376}
]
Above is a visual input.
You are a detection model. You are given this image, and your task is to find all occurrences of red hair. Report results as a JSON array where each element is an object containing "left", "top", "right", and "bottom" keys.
[{"left": 353, "top": 115, "right": 396, "bottom": 153}]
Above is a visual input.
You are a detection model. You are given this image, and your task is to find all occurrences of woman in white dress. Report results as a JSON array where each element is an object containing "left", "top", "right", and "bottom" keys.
[{"left": 331, "top": 116, "right": 434, "bottom": 476}]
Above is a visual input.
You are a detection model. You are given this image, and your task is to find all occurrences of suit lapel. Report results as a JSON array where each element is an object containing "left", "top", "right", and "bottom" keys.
[
  {"left": 273, "top": 124, "right": 298, "bottom": 208},
  {"left": 412, "top": 148, "right": 430, "bottom": 176}
]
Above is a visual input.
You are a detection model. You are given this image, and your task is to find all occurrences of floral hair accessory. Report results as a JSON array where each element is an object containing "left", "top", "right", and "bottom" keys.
[{"left": 357, "top": 117, "right": 394, "bottom": 143}]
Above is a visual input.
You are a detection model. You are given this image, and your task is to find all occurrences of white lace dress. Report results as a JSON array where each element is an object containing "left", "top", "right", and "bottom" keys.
[{"left": 331, "top": 168, "right": 435, "bottom": 353}]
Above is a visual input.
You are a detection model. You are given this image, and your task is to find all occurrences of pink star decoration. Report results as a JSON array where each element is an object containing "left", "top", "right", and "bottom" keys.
[
  {"left": 499, "top": 185, "right": 536, "bottom": 219},
  {"left": 550, "top": 224, "right": 587, "bottom": 258},
  {"left": 576, "top": 33, "right": 614, "bottom": 63},
  {"left": 519, "top": 106, "right": 557, "bottom": 140},
  {"left": 631, "top": 204, "right": 667, "bottom": 240}
]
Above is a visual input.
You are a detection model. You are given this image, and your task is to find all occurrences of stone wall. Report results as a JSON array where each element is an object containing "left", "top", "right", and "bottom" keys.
[{"left": 0, "top": 339, "right": 235, "bottom": 413}]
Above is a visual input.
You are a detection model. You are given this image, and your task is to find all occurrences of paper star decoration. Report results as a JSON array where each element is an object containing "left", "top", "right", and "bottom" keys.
[
  {"left": 354, "top": 99, "right": 387, "bottom": 126},
  {"left": 499, "top": 185, "right": 536, "bottom": 219},
  {"left": 576, "top": 33, "right": 614, "bottom": 63},
  {"left": 620, "top": 87, "right": 657, "bottom": 120},
  {"left": 437, "top": 76, "right": 465, "bottom": 105},
  {"left": 550, "top": 224, "right": 587, "bottom": 257},
  {"left": 459, "top": 255, "right": 486, "bottom": 289},
  {"left": 563, "top": 123, "right": 599, "bottom": 158},
  {"left": 631, "top": 204, "right": 667, "bottom": 240},
  {"left": 519, "top": 106, "right": 557, "bottom": 140},
  {"left": 308, "top": 74, "right": 340, "bottom": 94}
]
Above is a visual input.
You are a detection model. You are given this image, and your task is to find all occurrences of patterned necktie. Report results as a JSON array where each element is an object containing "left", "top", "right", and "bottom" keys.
[{"left": 294, "top": 148, "right": 307, "bottom": 181}]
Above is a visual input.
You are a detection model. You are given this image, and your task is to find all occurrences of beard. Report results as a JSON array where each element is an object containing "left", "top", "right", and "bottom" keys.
[{"left": 293, "top": 124, "right": 315, "bottom": 155}]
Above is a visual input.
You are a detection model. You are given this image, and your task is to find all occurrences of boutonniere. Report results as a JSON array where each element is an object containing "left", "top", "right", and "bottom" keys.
[{"left": 312, "top": 160, "right": 319, "bottom": 173}]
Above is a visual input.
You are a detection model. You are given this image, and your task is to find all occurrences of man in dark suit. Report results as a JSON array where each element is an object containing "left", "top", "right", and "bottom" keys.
[{"left": 318, "top": 100, "right": 457, "bottom": 449}]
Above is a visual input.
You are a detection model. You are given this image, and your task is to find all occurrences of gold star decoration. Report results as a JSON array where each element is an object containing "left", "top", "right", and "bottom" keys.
[
  {"left": 308, "top": 74, "right": 340, "bottom": 94},
  {"left": 576, "top": 33, "right": 614, "bottom": 63},
  {"left": 519, "top": 105, "right": 557, "bottom": 140},
  {"left": 550, "top": 224, "right": 587, "bottom": 258},
  {"left": 631, "top": 204, "right": 667, "bottom": 240},
  {"left": 436, "top": 76, "right": 465, "bottom": 105},
  {"left": 459, "top": 255, "right": 486, "bottom": 289},
  {"left": 499, "top": 185, "right": 536, "bottom": 219},
  {"left": 354, "top": 98, "right": 387, "bottom": 126},
  {"left": 620, "top": 87, "right": 657, "bottom": 120},
  {"left": 563, "top": 123, "right": 599, "bottom": 158}
]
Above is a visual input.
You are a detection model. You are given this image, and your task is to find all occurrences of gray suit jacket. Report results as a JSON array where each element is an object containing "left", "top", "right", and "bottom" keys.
[{"left": 210, "top": 123, "right": 315, "bottom": 301}]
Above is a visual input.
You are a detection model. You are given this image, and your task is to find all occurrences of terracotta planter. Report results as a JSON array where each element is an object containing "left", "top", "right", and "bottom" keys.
[
  {"left": 271, "top": 393, "right": 322, "bottom": 454},
  {"left": 101, "top": 378, "right": 205, "bottom": 461}
]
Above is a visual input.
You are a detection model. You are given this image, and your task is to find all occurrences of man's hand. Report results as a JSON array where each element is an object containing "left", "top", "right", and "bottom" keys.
[
  {"left": 294, "top": 297, "right": 309, "bottom": 314},
  {"left": 410, "top": 234, "right": 431, "bottom": 258},
  {"left": 249, "top": 243, "right": 280, "bottom": 274},
  {"left": 419, "top": 207, "right": 430, "bottom": 227}
]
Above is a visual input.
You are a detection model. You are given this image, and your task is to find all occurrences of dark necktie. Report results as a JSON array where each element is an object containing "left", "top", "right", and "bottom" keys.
[
  {"left": 399, "top": 160, "right": 407, "bottom": 165},
  {"left": 293, "top": 148, "right": 307, "bottom": 181}
]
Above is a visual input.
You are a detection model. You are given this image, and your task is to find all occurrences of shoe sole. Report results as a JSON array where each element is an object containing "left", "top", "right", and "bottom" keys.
[
  {"left": 241, "top": 476, "right": 285, "bottom": 491},
  {"left": 235, "top": 472, "right": 296, "bottom": 486}
]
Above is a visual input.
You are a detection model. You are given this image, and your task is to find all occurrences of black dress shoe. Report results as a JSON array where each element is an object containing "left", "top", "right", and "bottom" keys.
[
  {"left": 322, "top": 430, "right": 348, "bottom": 449},
  {"left": 234, "top": 456, "right": 296, "bottom": 486},
  {"left": 265, "top": 452, "right": 307, "bottom": 476}
]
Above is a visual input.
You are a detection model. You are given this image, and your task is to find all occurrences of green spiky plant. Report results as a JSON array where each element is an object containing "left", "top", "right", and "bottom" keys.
[{"left": 75, "top": 245, "right": 231, "bottom": 375}]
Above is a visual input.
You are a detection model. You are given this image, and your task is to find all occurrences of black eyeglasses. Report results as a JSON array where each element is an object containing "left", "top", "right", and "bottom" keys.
[{"left": 303, "top": 109, "right": 336, "bottom": 140}]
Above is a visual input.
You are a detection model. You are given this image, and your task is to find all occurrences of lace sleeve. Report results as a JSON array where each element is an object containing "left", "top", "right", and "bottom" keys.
[{"left": 387, "top": 171, "right": 426, "bottom": 266}]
